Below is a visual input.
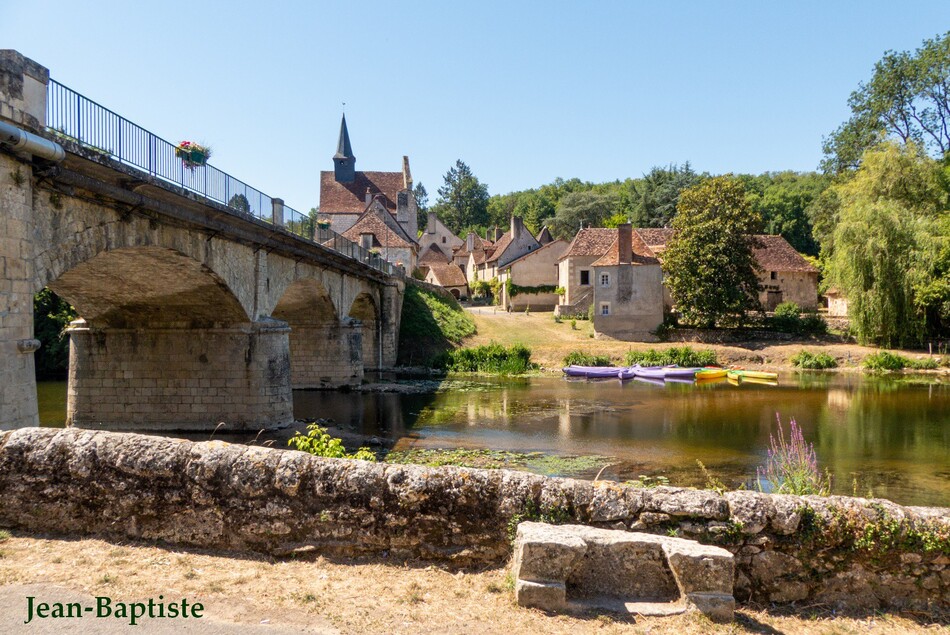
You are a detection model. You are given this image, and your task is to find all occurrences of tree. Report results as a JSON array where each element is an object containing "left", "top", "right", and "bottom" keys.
[
  {"left": 823, "top": 32, "right": 950, "bottom": 173},
  {"left": 826, "top": 142, "right": 949, "bottom": 346},
  {"left": 431, "top": 160, "right": 489, "bottom": 234},
  {"left": 33, "top": 288, "right": 77, "bottom": 379},
  {"left": 413, "top": 182, "right": 429, "bottom": 232},
  {"left": 740, "top": 171, "right": 831, "bottom": 256},
  {"left": 628, "top": 163, "right": 704, "bottom": 228},
  {"left": 662, "top": 177, "right": 763, "bottom": 327},
  {"left": 545, "top": 191, "right": 619, "bottom": 239}
]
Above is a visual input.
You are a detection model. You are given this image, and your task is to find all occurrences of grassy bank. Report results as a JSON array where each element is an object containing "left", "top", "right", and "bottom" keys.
[{"left": 398, "top": 284, "right": 476, "bottom": 366}]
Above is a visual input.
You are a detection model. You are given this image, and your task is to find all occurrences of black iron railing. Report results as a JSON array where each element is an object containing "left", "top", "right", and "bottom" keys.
[{"left": 45, "top": 79, "right": 400, "bottom": 277}]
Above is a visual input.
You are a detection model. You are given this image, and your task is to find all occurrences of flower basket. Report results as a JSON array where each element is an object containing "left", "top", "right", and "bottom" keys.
[{"left": 175, "top": 141, "right": 211, "bottom": 170}]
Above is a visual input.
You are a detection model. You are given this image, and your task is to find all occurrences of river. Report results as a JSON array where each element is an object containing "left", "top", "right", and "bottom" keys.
[{"left": 36, "top": 372, "right": 950, "bottom": 507}]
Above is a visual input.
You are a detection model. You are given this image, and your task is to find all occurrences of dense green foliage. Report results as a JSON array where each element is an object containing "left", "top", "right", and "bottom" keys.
[
  {"left": 437, "top": 343, "right": 533, "bottom": 375},
  {"left": 739, "top": 171, "right": 831, "bottom": 256},
  {"left": 862, "top": 351, "right": 940, "bottom": 371},
  {"left": 769, "top": 301, "right": 827, "bottom": 335},
  {"left": 33, "top": 289, "right": 77, "bottom": 379},
  {"left": 287, "top": 423, "right": 376, "bottom": 461},
  {"left": 823, "top": 32, "right": 950, "bottom": 173},
  {"left": 430, "top": 160, "right": 490, "bottom": 234},
  {"left": 790, "top": 350, "right": 838, "bottom": 369},
  {"left": 545, "top": 191, "right": 619, "bottom": 239},
  {"left": 397, "top": 284, "right": 476, "bottom": 366},
  {"left": 825, "top": 143, "right": 949, "bottom": 346},
  {"left": 506, "top": 280, "right": 558, "bottom": 297},
  {"left": 562, "top": 351, "right": 612, "bottom": 367},
  {"left": 623, "top": 346, "right": 717, "bottom": 367},
  {"left": 413, "top": 182, "right": 429, "bottom": 232},
  {"left": 628, "top": 163, "right": 704, "bottom": 228},
  {"left": 662, "top": 177, "right": 763, "bottom": 327}
]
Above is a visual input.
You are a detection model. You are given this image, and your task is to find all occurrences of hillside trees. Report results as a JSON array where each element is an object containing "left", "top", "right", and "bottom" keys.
[
  {"left": 826, "top": 142, "right": 949, "bottom": 346},
  {"left": 430, "top": 160, "right": 490, "bottom": 234},
  {"left": 662, "top": 177, "right": 763, "bottom": 327},
  {"left": 628, "top": 163, "right": 704, "bottom": 228},
  {"left": 822, "top": 32, "right": 950, "bottom": 173}
]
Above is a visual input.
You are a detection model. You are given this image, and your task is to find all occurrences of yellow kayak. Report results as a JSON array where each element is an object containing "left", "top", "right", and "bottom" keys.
[
  {"left": 726, "top": 369, "right": 779, "bottom": 381},
  {"left": 695, "top": 368, "right": 727, "bottom": 380}
]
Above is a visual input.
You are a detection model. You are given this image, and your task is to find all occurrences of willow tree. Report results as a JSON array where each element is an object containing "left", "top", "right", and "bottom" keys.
[
  {"left": 662, "top": 176, "right": 763, "bottom": 328},
  {"left": 827, "top": 142, "right": 949, "bottom": 346}
]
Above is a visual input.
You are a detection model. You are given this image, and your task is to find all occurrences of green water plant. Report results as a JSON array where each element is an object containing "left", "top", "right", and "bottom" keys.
[
  {"left": 756, "top": 414, "right": 830, "bottom": 496},
  {"left": 287, "top": 423, "right": 376, "bottom": 461},
  {"left": 436, "top": 343, "right": 534, "bottom": 375},
  {"left": 790, "top": 350, "right": 838, "bottom": 369},
  {"left": 562, "top": 351, "right": 612, "bottom": 367},
  {"left": 624, "top": 346, "right": 716, "bottom": 367}
]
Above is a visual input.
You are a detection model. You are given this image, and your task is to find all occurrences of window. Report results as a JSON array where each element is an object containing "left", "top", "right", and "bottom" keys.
[
  {"left": 770, "top": 271, "right": 777, "bottom": 280},
  {"left": 580, "top": 270, "right": 590, "bottom": 286},
  {"left": 600, "top": 273, "right": 610, "bottom": 287},
  {"left": 360, "top": 233, "right": 373, "bottom": 250},
  {"left": 442, "top": 236, "right": 446, "bottom": 243},
  {"left": 600, "top": 303, "right": 610, "bottom": 316}
]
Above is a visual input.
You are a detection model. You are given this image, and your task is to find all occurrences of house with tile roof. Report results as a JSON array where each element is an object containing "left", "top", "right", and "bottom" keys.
[
  {"left": 469, "top": 216, "right": 541, "bottom": 282},
  {"left": 424, "top": 263, "right": 469, "bottom": 300},
  {"left": 590, "top": 225, "right": 664, "bottom": 339},
  {"left": 418, "top": 211, "right": 463, "bottom": 259},
  {"left": 496, "top": 239, "right": 568, "bottom": 311},
  {"left": 555, "top": 228, "right": 617, "bottom": 316},
  {"left": 341, "top": 196, "right": 418, "bottom": 272},
  {"left": 318, "top": 115, "right": 419, "bottom": 241}
]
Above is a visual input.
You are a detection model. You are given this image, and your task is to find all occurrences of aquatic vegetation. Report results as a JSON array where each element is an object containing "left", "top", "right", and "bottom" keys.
[
  {"left": 562, "top": 351, "right": 612, "bottom": 367},
  {"left": 623, "top": 346, "right": 717, "bottom": 367},
  {"left": 757, "top": 414, "right": 830, "bottom": 496},
  {"left": 863, "top": 350, "right": 940, "bottom": 371},
  {"left": 384, "top": 448, "right": 610, "bottom": 477},
  {"left": 790, "top": 350, "right": 838, "bottom": 369},
  {"left": 287, "top": 424, "right": 376, "bottom": 461},
  {"left": 436, "top": 343, "right": 534, "bottom": 375}
]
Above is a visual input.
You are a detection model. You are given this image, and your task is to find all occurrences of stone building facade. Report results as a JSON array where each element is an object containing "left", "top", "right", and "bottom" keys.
[{"left": 497, "top": 239, "right": 567, "bottom": 311}]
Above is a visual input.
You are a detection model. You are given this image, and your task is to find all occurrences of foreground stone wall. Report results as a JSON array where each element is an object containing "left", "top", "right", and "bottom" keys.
[{"left": 0, "top": 428, "right": 947, "bottom": 612}]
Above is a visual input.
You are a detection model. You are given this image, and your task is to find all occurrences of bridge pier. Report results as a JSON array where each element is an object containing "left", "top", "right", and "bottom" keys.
[
  {"left": 67, "top": 319, "right": 294, "bottom": 431},
  {"left": 288, "top": 318, "right": 363, "bottom": 389}
]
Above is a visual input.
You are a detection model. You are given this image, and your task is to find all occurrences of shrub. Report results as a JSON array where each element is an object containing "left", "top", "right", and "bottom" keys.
[
  {"left": 570, "top": 319, "right": 577, "bottom": 330},
  {"left": 907, "top": 357, "right": 939, "bottom": 370},
  {"left": 770, "top": 301, "right": 827, "bottom": 335},
  {"left": 436, "top": 343, "right": 533, "bottom": 375},
  {"left": 790, "top": 350, "right": 838, "bottom": 369},
  {"left": 288, "top": 424, "right": 376, "bottom": 461},
  {"left": 563, "top": 351, "right": 612, "bottom": 367},
  {"left": 757, "top": 414, "right": 830, "bottom": 496},
  {"left": 863, "top": 351, "right": 907, "bottom": 371},
  {"left": 624, "top": 346, "right": 717, "bottom": 367}
]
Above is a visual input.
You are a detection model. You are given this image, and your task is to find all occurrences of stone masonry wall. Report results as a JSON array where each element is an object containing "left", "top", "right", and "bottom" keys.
[
  {"left": 0, "top": 428, "right": 946, "bottom": 612},
  {"left": 67, "top": 322, "right": 293, "bottom": 431},
  {"left": 288, "top": 322, "right": 362, "bottom": 388}
]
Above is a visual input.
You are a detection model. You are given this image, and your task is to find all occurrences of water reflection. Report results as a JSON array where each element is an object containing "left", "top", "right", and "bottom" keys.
[{"left": 36, "top": 372, "right": 949, "bottom": 507}]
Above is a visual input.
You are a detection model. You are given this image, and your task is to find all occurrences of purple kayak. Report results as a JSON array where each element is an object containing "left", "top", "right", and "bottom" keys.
[
  {"left": 664, "top": 367, "right": 702, "bottom": 379},
  {"left": 563, "top": 365, "right": 631, "bottom": 379},
  {"left": 632, "top": 365, "right": 675, "bottom": 379}
]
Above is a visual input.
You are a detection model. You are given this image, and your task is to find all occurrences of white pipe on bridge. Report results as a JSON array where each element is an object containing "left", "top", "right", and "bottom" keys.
[{"left": 0, "top": 120, "right": 65, "bottom": 162}]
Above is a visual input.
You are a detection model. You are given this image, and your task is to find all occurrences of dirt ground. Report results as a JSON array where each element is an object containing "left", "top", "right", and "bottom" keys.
[
  {"left": 463, "top": 308, "right": 948, "bottom": 372},
  {"left": 0, "top": 532, "right": 945, "bottom": 634}
]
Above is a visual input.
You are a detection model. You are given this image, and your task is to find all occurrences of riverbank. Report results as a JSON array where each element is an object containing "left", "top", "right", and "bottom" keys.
[{"left": 463, "top": 308, "right": 949, "bottom": 373}]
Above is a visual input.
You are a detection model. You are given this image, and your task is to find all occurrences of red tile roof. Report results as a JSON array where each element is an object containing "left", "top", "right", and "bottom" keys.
[
  {"left": 341, "top": 207, "right": 414, "bottom": 248},
  {"left": 635, "top": 228, "right": 676, "bottom": 251},
  {"left": 319, "top": 170, "right": 407, "bottom": 214},
  {"left": 561, "top": 228, "right": 617, "bottom": 260},
  {"left": 591, "top": 232, "right": 658, "bottom": 267},
  {"left": 427, "top": 263, "right": 468, "bottom": 288},
  {"left": 486, "top": 231, "right": 513, "bottom": 263},
  {"left": 454, "top": 234, "right": 493, "bottom": 258},
  {"left": 419, "top": 243, "right": 452, "bottom": 264},
  {"left": 752, "top": 235, "right": 818, "bottom": 273}
]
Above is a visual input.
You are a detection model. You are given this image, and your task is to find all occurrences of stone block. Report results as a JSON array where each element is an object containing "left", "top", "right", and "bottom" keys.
[
  {"left": 512, "top": 521, "right": 588, "bottom": 582},
  {"left": 515, "top": 579, "right": 566, "bottom": 611},
  {"left": 685, "top": 592, "right": 735, "bottom": 623}
]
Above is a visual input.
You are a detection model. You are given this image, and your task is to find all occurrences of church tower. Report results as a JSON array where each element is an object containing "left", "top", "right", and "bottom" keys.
[{"left": 333, "top": 114, "right": 356, "bottom": 183}]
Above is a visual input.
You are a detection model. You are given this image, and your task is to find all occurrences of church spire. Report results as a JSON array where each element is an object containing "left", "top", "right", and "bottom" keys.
[{"left": 333, "top": 114, "right": 356, "bottom": 183}]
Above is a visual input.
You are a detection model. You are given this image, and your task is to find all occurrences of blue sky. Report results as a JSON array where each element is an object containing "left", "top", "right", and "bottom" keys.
[{"left": 2, "top": 1, "right": 949, "bottom": 212}]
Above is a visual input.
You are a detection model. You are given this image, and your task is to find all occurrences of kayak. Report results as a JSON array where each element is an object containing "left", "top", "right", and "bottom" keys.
[
  {"left": 726, "top": 369, "right": 778, "bottom": 381},
  {"left": 695, "top": 368, "right": 727, "bottom": 380},
  {"left": 664, "top": 367, "right": 702, "bottom": 379},
  {"left": 733, "top": 375, "right": 778, "bottom": 387},
  {"left": 633, "top": 365, "right": 675, "bottom": 379},
  {"left": 563, "top": 365, "right": 638, "bottom": 380}
]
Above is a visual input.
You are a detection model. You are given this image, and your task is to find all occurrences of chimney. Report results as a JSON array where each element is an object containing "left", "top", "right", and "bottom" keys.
[
  {"left": 618, "top": 224, "right": 632, "bottom": 265},
  {"left": 402, "top": 156, "right": 413, "bottom": 189},
  {"left": 511, "top": 215, "right": 524, "bottom": 242},
  {"left": 466, "top": 232, "right": 475, "bottom": 252},
  {"left": 493, "top": 226, "right": 503, "bottom": 242},
  {"left": 427, "top": 211, "right": 437, "bottom": 235},
  {"left": 365, "top": 188, "right": 372, "bottom": 206},
  {"left": 397, "top": 191, "right": 417, "bottom": 238}
]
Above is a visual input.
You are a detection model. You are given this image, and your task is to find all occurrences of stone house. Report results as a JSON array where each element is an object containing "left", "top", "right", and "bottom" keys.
[
  {"left": 825, "top": 288, "right": 849, "bottom": 317},
  {"left": 555, "top": 228, "right": 617, "bottom": 317},
  {"left": 341, "top": 196, "right": 418, "bottom": 272},
  {"left": 590, "top": 225, "right": 664, "bottom": 340},
  {"left": 318, "top": 115, "right": 419, "bottom": 242},
  {"left": 424, "top": 264, "right": 469, "bottom": 300},
  {"left": 418, "top": 211, "right": 463, "bottom": 258},
  {"left": 472, "top": 216, "right": 541, "bottom": 282},
  {"left": 454, "top": 232, "right": 493, "bottom": 272},
  {"left": 497, "top": 239, "right": 568, "bottom": 311}
]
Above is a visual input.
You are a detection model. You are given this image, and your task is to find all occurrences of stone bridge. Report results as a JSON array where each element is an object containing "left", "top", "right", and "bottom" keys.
[{"left": 0, "top": 51, "right": 404, "bottom": 432}]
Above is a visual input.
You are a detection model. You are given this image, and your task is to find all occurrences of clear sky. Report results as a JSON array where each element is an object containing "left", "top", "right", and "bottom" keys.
[{"left": 2, "top": 1, "right": 949, "bottom": 212}]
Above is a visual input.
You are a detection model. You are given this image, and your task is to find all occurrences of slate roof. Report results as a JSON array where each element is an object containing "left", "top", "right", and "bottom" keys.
[
  {"left": 752, "top": 235, "right": 818, "bottom": 273},
  {"left": 427, "top": 263, "right": 468, "bottom": 288},
  {"left": 319, "top": 170, "right": 407, "bottom": 214},
  {"left": 560, "top": 228, "right": 617, "bottom": 260},
  {"left": 341, "top": 205, "right": 414, "bottom": 249},
  {"left": 591, "top": 232, "right": 659, "bottom": 267}
]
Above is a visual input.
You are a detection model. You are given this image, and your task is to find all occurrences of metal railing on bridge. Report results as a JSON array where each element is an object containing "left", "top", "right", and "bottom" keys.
[{"left": 45, "top": 79, "right": 401, "bottom": 278}]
